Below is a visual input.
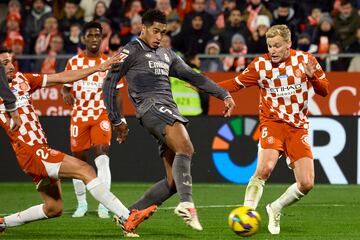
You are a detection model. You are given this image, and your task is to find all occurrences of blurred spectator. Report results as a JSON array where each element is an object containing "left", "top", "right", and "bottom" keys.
[
  {"left": 24, "top": 0, "right": 52, "bottom": 54},
  {"left": 299, "top": 0, "right": 333, "bottom": 17},
  {"left": 117, "top": 0, "right": 144, "bottom": 39},
  {"left": 35, "top": 16, "right": 59, "bottom": 55},
  {"left": 155, "top": 0, "right": 174, "bottom": 16},
  {"left": 242, "top": 0, "right": 272, "bottom": 33},
  {"left": 2, "top": 12, "right": 23, "bottom": 48},
  {"left": 218, "top": 8, "right": 250, "bottom": 53},
  {"left": 205, "top": 0, "right": 222, "bottom": 19},
  {"left": 328, "top": 42, "right": 348, "bottom": 71},
  {"left": 173, "top": 13, "right": 213, "bottom": 54},
  {"left": 304, "top": 7, "right": 322, "bottom": 37},
  {"left": 223, "top": 33, "right": 247, "bottom": 72},
  {"left": 80, "top": 0, "right": 111, "bottom": 22},
  {"left": 247, "top": 15, "right": 270, "bottom": 54},
  {"left": 160, "top": 33, "right": 172, "bottom": 49},
  {"left": 182, "top": 0, "right": 215, "bottom": 32},
  {"left": 7, "top": 35, "right": 32, "bottom": 72},
  {"left": 34, "top": 34, "right": 67, "bottom": 74},
  {"left": 97, "top": 17, "right": 113, "bottom": 53},
  {"left": 334, "top": 0, "right": 360, "bottom": 51},
  {"left": 346, "top": 27, "right": 360, "bottom": 53},
  {"left": 92, "top": 1, "right": 110, "bottom": 21},
  {"left": 214, "top": 0, "right": 237, "bottom": 31},
  {"left": 108, "top": 31, "right": 122, "bottom": 56},
  {"left": 64, "top": 23, "right": 82, "bottom": 54},
  {"left": 309, "top": 13, "right": 336, "bottom": 54},
  {"left": 296, "top": 32, "right": 312, "bottom": 52},
  {"left": 0, "top": 0, "right": 22, "bottom": 42},
  {"left": 348, "top": 56, "right": 360, "bottom": 71},
  {"left": 272, "top": 1, "right": 300, "bottom": 45},
  {"left": 201, "top": 40, "right": 224, "bottom": 72},
  {"left": 121, "top": 14, "right": 142, "bottom": 45},
  {"left": 58, "top": 0, "right": 85, "bottom": 37},
  {"left": 166, "top": 12, "right": 182, "bottom": 38}
]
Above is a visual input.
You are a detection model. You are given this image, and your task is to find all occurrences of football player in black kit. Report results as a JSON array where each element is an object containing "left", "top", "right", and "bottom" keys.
[{"left": 103, "top": 9, "right": 236, "bottom": 232}]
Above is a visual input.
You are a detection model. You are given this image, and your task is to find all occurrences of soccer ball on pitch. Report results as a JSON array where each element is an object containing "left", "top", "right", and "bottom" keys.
[{"left": 228, "top": 206, "right": 261, "bottom": 237}]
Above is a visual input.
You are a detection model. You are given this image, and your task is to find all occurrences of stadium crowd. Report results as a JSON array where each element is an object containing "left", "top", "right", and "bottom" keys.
[{"left": 1, "top": 0, "right": 360, "bottom": 73}]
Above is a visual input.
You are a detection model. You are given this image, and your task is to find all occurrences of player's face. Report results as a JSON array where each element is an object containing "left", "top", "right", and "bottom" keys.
[
  {"left": 0, "top": 52, "right": 15, "bottom": 80},
  {"left": 84, "top": 28, "right": 102, "bottom": 53},
  {"left": 142, "top": 22, "right": 167, "bottom": 49},
  {"left": 267, "top": 35, "right": 291, "bottom": 64}
]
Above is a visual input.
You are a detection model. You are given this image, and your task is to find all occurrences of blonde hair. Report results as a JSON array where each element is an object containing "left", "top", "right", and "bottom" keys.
[{"left": 266, "top": 25, "right": 291, "bottom": 42}]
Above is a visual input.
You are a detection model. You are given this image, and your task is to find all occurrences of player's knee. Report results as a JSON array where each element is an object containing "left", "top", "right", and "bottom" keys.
[
  {"left": 77, "top": 162, "right": 97, "bottom": 183},
  {"left": 176, "top": 141, "right": 194, "bottom": 156},
  {"left": 44, "top": 202, "right": 63, "bottom": 218},
  {"left": 299, "top": 178, "right": 314, "bottom": 194},
  {"left": 256, "top": 164, "right": 274, "bottom": 180}
]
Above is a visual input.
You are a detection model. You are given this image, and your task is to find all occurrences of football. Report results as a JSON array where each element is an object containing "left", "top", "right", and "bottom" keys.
[{"left": 228, "top": 206, "right": 261, "bottom": 237}]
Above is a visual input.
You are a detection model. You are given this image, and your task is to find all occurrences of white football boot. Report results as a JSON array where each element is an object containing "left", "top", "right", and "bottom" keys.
[
  {"left": 174, "top": 202, "right": 203, "bottom": 231},
  {"left": 98, "top": 204, "right": 110, "bottom": 219},
  {"left": 266, "top": 204, "right": 281, "bottom": 234},
  {"left": 72, "top": 202, "right": 88, "bottom": 218}
]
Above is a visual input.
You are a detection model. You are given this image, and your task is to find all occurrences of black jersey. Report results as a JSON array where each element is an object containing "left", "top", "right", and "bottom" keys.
[
  {"left": 103, "top": 38, "right": 229, "bottom": 125},
  {"left": 0, "top": 64, "right": 17, "bottom": 112}
]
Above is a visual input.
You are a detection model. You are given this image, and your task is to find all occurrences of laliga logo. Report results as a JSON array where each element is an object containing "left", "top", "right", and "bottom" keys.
[{"left": 211, "top": 117, "right": 259, "bottom": 184}]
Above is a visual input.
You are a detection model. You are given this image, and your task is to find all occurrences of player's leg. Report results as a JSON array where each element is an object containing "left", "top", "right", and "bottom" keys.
[
  {"left": 70, "top": 119, "right": 91, "bottom": 218},
  {"left": 164, "top": 122, "right": 203, "bottom": 231},
  {"left": 244, "top": 123, "right": 284, "bottom": 210},
  {"left": 266, "top": 128, "right": 313, "bottom": 235},
  {"left": 1, "top": 180, "right": 62, "bottom": 230},
  {"left": 129, "top": 149, "right": 177, "bottom": 210},
  {"left": 244, "top": 148, "right": 279, "bottom": 210},
  {"left": 92, "top": 116, "right": 112, "bottom": 218},
  {"left": 60, "top": 154, "right": 156, "bottom": 233}
]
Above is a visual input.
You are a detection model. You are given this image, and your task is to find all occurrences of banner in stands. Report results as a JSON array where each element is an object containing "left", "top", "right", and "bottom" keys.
[
  {"left": 0, "top": 116, "right": 359, "bottom": 184},
  {"left": 31, "top": 72, "right": 360, "bottom": 116}
]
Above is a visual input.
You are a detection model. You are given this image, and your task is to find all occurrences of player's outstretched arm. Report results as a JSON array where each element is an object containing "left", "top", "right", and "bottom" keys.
[
  {"left": 304, "top": 57, "right": 329, "bottom": 97},
  {"left": 61, "top": 85, "right": 74, "bottom": 106},
  {"left": 223, "top": 96, "right": 236, "bottom": 117},
  {"left": 46, "top": 53, "right": 123, "bottom": 86}
]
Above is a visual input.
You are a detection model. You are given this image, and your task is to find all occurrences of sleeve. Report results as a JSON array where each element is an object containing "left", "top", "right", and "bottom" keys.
[
  {"left": 23, "top": 73, "right": 47, "bottom": 94},
  {"left": 0, "top": 64, "right": 17, "bottom": 111},
  {"left": 103, "top": 47, "right": 132, "bottom": 125},
  {"left": 308, "top": 55, "right": 329, "bottom": 97},
  {"left": 218, "top": 59, "right": 260, "bottom": 92},
  {"left": 169, "top": 51, "right": 230, "bottom": 100},
  {"left": 64, "top": 60, "right": 73, "bottom": 88}
]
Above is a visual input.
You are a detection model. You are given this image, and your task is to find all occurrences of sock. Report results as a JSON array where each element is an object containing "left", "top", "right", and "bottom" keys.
[
  {"left": 95, "top": 154, "right": 111, "bottom": 210},
  {"left": 129, "top": 179, "right": 177, "bottom": 210},
  {"left": 73, "top": 179, "right": 87, "bottom": 205},
  {"left": 86, "top": 177, "right": 129, "bottom": 221},
  {"left": 172, "top": 154, "right": 193, "bottom": 203},
  {"left": 243, "top": 176, "right": 265, "bottom": 210},
  {"left": 4, "top": 204, "right": 48, "bottom": 227},
  {"left": 271, "top": 183, "right": 305, "bottom": 212}
]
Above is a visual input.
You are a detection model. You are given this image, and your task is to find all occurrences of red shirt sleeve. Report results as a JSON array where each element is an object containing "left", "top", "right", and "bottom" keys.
[
  {"left": 308, "top": 55, "right": 329, "bottom": 97},
  {"left": 23, "top": 73, "right": 47, "bottom": 94},
  {"left": 218, "top": 59, "right": 259, "bottom": 92}
]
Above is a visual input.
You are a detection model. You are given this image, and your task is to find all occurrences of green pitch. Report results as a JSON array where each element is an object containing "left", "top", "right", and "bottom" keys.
[{"left": 0, "top": 182, "right": 359, "bottom": 239}]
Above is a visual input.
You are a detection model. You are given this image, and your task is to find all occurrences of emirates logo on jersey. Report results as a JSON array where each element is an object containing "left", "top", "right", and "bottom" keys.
[{"left": 100, "top": 120, "right": 111, "bottom": 132}]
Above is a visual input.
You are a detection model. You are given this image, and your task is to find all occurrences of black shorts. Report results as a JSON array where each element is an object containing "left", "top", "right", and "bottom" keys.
[{"left": 140, "top": 104, "right": 189, "bottom": 157}]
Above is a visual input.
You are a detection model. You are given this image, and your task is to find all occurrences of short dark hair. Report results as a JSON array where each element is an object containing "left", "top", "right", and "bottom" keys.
[
  {"left": 0, "top": 46, "right": 10, "bottom": 55},
  {"left": 142, "top": 9, "right": 167, "bottom": 26},
  {"left": 83, "top": 21, "right": 103, "bottom": 35}
]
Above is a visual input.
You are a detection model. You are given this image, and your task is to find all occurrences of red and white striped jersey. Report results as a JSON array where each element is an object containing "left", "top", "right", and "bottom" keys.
[
  {"left": 0, "top": 72, "right": 48, "bottom": 146},
  {"left": 219, "top": 49, "right": 329, "bottom": 129},
  {"left": 65, "top": 52, "right": 124, "bottom": 122}
]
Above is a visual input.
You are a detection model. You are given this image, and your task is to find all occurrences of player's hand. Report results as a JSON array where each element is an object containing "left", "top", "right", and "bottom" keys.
[
  {"left": 223, "top": 96, "right": 236, "bottom": 117},
  {"left": 304, "top": 57, "right": 317, "bottom": 79},
  {"left": 98, "top": 53, "right": 126, "bottom": 72},
  {"left": 6, "top": 109, "right": 21, "bottom": 132},
  {"left": 114, "top": 122, "right": 129, "bottom": 144},
  {"left": 61, "top": 91, "right": 74, "bottom": 105}
]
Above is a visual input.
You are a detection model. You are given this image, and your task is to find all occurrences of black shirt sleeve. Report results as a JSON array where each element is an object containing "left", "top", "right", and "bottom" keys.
[
  {"left": 103, "top": 48, "right": 132, "bottom": 125},
  {"left": 169, "top": 52, "right": 230, "bottom": 100},
  {"left": 0, "top": 64, "right": 17, "bottom": 112}
]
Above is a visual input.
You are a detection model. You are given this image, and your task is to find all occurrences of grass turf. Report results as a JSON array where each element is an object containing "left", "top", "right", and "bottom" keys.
[{"left": 0, "top": 182, "right": 359, "bottom": 239}]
